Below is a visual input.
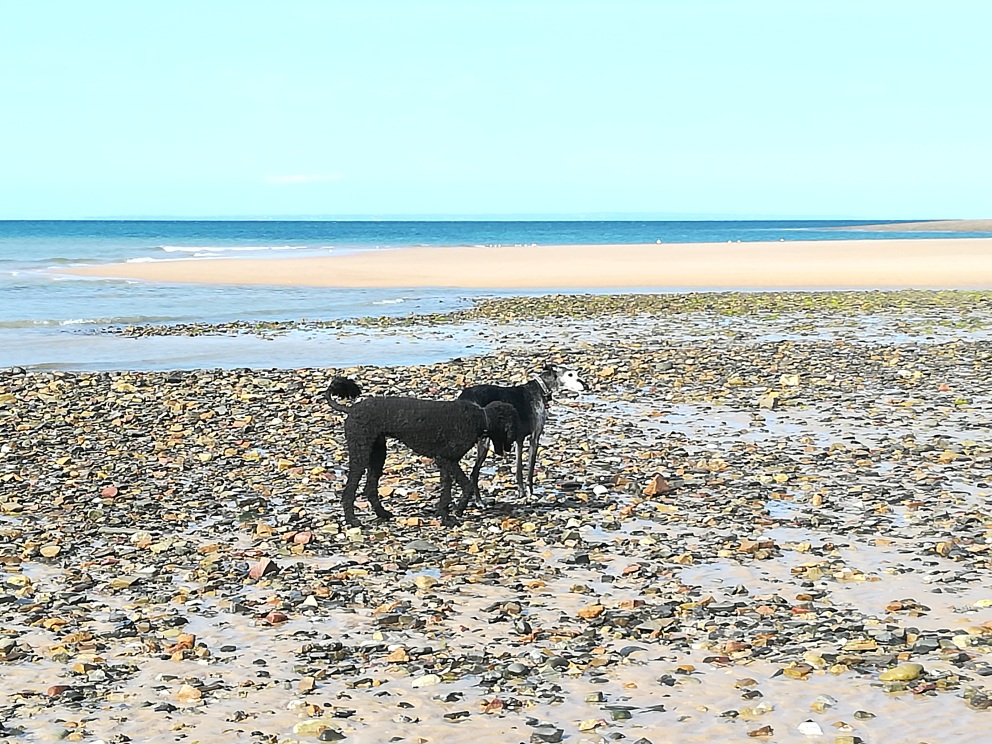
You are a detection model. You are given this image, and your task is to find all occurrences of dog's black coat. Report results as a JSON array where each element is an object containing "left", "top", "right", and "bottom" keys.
[
  {"left": 325, "top": 376, "right": 520, "bottom": 525},
  {"left": 458, "top": 365, "right": 584, "bottom": 499}
]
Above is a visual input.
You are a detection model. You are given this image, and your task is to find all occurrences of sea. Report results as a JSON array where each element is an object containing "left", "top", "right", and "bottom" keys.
[{"left": 2, "top": 219, "right": 988, "bottom": 371}]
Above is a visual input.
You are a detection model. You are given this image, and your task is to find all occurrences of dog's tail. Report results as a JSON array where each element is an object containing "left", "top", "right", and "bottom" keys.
[{"left": 324, "top": 376, "right": 362, "bottom": 413}]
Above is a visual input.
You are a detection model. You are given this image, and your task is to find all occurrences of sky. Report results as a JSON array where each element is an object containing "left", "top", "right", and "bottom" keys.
[{"left": 1, "top": 1, "right": 990, "bottom": 220}]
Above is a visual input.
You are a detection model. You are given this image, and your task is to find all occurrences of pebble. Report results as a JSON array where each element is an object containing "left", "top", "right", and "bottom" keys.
[
  {"left": 530, "top": 726, "right": 564, "bottom": 743},
  {"left": 410, "top": 674, "right": 442, "bottom": 688},
  {"left": 798, "top": 720, "right": 824, "bottom": 736},
  {"left": 879, "top": 663, "right": 924, "bottom": 682},
  {"left": 3, "top": 290, "right": 992, "bottom": 740}
]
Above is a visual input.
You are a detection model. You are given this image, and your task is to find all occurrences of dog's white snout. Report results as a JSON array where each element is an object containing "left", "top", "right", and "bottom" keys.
[{"left": 562, "top": 370, "right": 586, "bottom": 393}]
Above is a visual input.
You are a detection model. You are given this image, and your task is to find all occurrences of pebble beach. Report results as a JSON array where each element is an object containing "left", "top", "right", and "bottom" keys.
[{"left": 4, "top": 289, "right": 992, "bottom": 744}]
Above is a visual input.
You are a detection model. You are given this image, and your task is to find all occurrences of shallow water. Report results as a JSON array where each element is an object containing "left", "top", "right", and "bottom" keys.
[{"left": 2, "top": 326, "right": 492, "bottom": 372}]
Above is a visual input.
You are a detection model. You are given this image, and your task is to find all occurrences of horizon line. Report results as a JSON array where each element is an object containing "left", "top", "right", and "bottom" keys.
[{"left": 0, "top": 214, "right": 962, "bottom": 223}]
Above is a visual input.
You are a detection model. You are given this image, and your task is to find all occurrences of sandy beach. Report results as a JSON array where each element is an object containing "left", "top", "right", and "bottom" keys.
[
  {"left": 4, "top": 291, "right": 992, "bottom": 743},
  {"left": 63, "top": 237, "right": 992, "bottom": 289}
]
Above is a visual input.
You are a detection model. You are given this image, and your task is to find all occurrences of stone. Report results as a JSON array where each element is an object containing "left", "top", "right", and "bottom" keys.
[
  {"left": 798, "top": 721, "right": 823, "bottom": 736},
  {"left": 530, "top": 726, "right": 564, "bottom": 743},
  {"left": 879, "top": 663, "right": 923, "bottom": 682}
]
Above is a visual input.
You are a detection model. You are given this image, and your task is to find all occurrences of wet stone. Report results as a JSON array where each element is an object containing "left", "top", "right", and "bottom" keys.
[
  {"left": 530, "top": 726, "right": 565, "bottom": 743},
  {"left": 404, "top": 539, "right": 440, "bottom": 553},
  {"left": 879, "top": 663, "right": 924, "bottom": 682}
]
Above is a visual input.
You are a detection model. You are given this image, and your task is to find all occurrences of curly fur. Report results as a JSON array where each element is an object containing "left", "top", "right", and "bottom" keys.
[{"left": 325, "top": 376, "right": 520, "bottom": 525}]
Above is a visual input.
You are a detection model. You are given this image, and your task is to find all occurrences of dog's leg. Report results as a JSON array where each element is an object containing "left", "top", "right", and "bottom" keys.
[
  {"left": 341, "top": 438, "right": 371, "bottom": 527},
  {"left": 437, "top": 460, "right": 457, "bottom": 526},
  {"left": 514, "top": 439, "right": 526, "bottom": 499},
  {"left": 362, "top": 436, "right": 393, "bottom": 521},
  {"left": 526, "top": 433, "right": 541, "bottom": 496},
  {"left": 451, "top": 461, "right": 477, "bottom": 517},
  {"left": 469, "top": 437, "right": 490, "bottom": 503}
]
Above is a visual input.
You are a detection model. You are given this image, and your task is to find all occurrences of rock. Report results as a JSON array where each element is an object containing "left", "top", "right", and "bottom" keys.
[
  {"left": 879, "top": 663, "right": 923, "bottom": 682},
  {"left": 293, "top": 531, "right": 313, "bottom": 545},
  {"left": 530, "top": 726, "right": 564, "bottom": 743},
  {"left": 404, "top": 539, "right": 440, "bottom": 553},
  {"left": 293, "top": 719, "right": 340, "bottom": 737},
  {"left": 248, "top": 557, "right": 279, "bottom": 579},
  {"left": 176, "top": 684, "right": 202, "bottom": 703},
  {"left": 748, "top": 726, "right": 774, "bottom": 738},
  {"left": 810, "top": 694, "right": 837, "bottom": 712},
  {"left": 577, "top": 604, "right": 605, "bottom": 620},
  {"left": 413, "top": 575, "right": 439, "bottom": 591},
  {"left": 797, "top": 720, "right": 823, "bottom": 736},
  {"left": 410, "top": 674, "right": 441, "bottom": 688},
  {"left": 642, "top": 474, "right": 671, "bottom": 495},
  {"left": 758, "top": 392, "right": 779, "bottom": 409}
]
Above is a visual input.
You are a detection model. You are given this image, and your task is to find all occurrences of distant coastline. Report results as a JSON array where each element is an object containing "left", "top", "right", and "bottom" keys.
[{"left": 845, "top": 219, "right": 992, "bottom": 232}]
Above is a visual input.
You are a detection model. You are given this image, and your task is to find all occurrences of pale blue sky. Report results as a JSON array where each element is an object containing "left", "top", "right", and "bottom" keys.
[{"left": 1, "top": 1, "right": 989, "bottom": 220}]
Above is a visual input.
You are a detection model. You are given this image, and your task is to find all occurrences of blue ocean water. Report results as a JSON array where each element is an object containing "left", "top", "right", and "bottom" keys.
[{"left": 1, "top": 219, "right": 987, "bottom": 371}]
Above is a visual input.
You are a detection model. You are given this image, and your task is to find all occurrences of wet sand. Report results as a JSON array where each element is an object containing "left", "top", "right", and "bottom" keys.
[
  {"left": 63, "top": 237, "right": 992, "bottom": 289},
  {"left": 851, "top": 219, "right": 992, "bottom": 232},
  {"left": 3, "top": 291, "right": 992, "bottom": 743}
]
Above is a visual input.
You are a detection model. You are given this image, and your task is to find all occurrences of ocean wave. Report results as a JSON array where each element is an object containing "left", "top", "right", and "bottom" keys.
[
  {"left": 36, "top": 256, "right": 107, "bottom": 265},
  {"left": 0, "top": 315, "right": 184, "bottom": 329},
  {"left": 372, "top": 298, "right": 406, "bottom": 305},
  {"left": 159, "top": 245, "right": 304, "bottom": 253},
  {"left": 124, "top": 255, "right": 221, "bottom": 264}
]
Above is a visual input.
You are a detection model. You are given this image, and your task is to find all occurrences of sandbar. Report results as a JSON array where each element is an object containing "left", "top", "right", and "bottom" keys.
[
  {"left": 850, "top": 218, "right": 992, "bottom": 232},
  {"left": 63, "top": 237, "right": 992, "bottom": 289}
]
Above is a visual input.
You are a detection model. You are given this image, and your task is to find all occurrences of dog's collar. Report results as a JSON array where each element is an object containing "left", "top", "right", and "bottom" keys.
[
  {"left": 481, "top": 404, "right": 492, "bottom": 434},
  {"left": 534, "top": 376, "right": 551, "bottom": 397}
]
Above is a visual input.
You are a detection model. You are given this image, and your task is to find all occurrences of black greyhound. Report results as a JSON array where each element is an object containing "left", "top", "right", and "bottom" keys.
[
  {"left": 458, "top": 364, "right": 585, "bottom": 499},
  {"left": 324, "top": 376, "right": 520, "bottom": 525}
]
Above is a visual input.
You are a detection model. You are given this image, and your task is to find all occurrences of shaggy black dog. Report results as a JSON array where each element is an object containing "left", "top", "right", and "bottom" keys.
[{"left": 325, "top": 376, "right": 520, "bottom": 525}]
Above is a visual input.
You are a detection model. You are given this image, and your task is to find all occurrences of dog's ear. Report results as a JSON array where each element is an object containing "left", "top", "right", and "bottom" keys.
[{"left": 487, "top": 403, "right": 518, "bottom": 456}]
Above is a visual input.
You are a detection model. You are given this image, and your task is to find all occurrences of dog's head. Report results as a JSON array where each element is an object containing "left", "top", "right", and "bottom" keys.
[
  {"left": 327, "top": 376, "right": 362, "bottom": 400},
  {"left": 484, "top": 401, "right": 520, "bottom": 456},
  {"left": 542, "top": 364, "right": 586, "bottom": 394}
]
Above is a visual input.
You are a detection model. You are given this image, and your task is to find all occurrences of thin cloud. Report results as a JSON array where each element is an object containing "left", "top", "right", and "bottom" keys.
[{"left": 265, "top": 174, "right": 343, "bottom": 185}]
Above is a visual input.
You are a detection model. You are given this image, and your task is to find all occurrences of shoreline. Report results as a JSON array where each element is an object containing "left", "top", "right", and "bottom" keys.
[{"left": 62, "top": 237, "right": 992, "bottom": 289}]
